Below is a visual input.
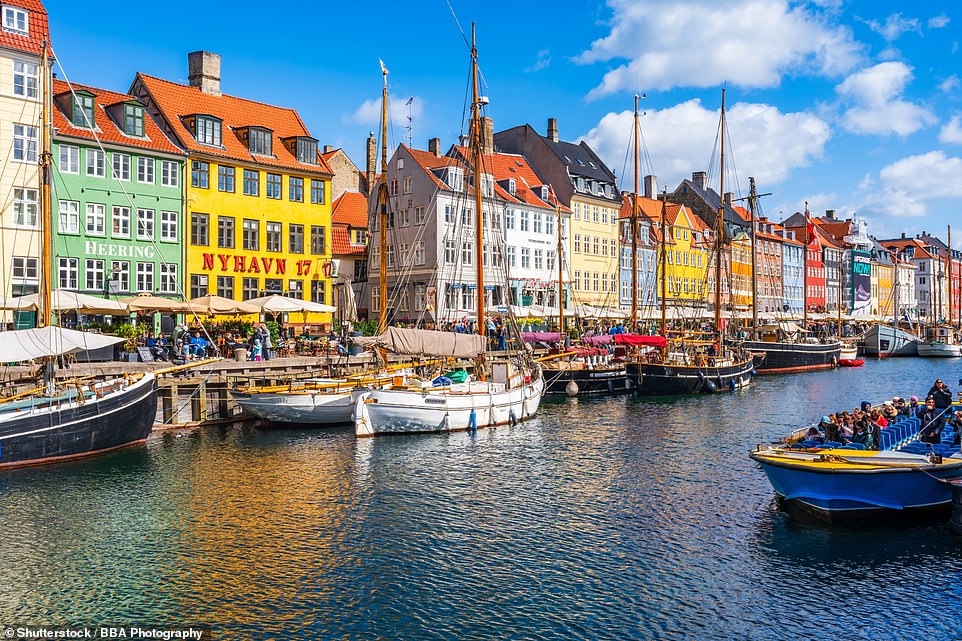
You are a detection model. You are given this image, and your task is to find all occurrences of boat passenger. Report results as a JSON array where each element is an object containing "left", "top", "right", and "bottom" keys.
[
  {"left": 852, "top": 420, "right": 875, "bottom": 449},
  {"left": 819, "top": 416, "right": 839, "bottom": 443},
  {"left": 926, "top": 379, "right": 953, "bottom": 410},
  {"left": 805, "top": 427, "right": 824, "bottom": 444},
  {"left": 919, "top": 397, "right": 947, "bottom": 444},
  {"left": 840, "top": 414, "right": 855, "bottom": 441},
  {"left": 949, "top": 410, "right": 962, "bottom": 446},
  {"left": 880, "top": 402, "right": 898, "bottom": 422},
  {"left": 872, "top": 408, "right": 889, "bottom": 429},
  {"left": 906, "top": 395, "right": 923, "bottom": 418}
]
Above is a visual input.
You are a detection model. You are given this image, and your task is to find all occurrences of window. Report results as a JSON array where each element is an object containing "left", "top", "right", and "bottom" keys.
[
  {"left": 507, "top": 246, "right": 516, "bottom": 268},
  {"left": 242, "top": 278, "right": 259, "bottom": 300},
  {"left": 11, "top": 124, "right": 37, "bottom": 163},
  {"left": 83, "top": 148, "right": 103, "bottom": 177},
  {"left": 248, "top": 128, "right": 272, "bottom": 155},
  {"left": 136, "top": 209, "right": 154, "bottom": 240},
  {"left": 306, "top": 280, "right": 325, "bottom": 304},
  {"left": 3, "top": 7, "right": 28, "bottom": 35},
  {"left": 243, "top": 219, "right": 259, "bottom": 250},
  {"left": 110, "top": 261, "right": 129, "bottom": 292},
  {"left": 288, "top": 279, "right": 304, "bottom": 299},
  {"left": 161, "top": 211, "right": 178, "bottom": 242},
  {"left": 505, "top": 208, "right": 515, "bottom": 229},
  {"left": 371, "top": 287, "right": 381, "bottom": 313},
  {"left": 161, "top": 160, "right": 179, "bottom": 188},
  {"left": 190, "top": 274, "right": 208, "bottom": 299},
  {"left": 266, "top": 173, "right": 282, "bottom": 199},
  {"left": 158, "top": 263, "right": 176, "bottom": 293},
  {"left": 12, "top": 256, "right": 37, "bottom": 284},
  {"left": 266, "top": 222, "right": 282, "bottom": 252},
  {"left": 59, "top": 200, "right": 80, "bottom": 233},
  {"left": 191, "top": 213, "right": 209, "bottom": 246},
  {"left": 264, "top": 278, "right": 283, "bottom": 294},
  {"left": 398, "top": 209, "right": 410, "bottom": 227},
  {"left": 444, "top": 240, "right": 457, "bottom": 264},
  {"left": 296, "top": 138, "right": 317, "bottom": 164},
  {"left": 398, "top": 243, "right": 409, "bottom": 265},
  {"left": 289, "top": 176, "right": 304, "bottom": 202},
  {"left": 462, "top": 243, "right": 473, "bottom": 266},
  {"left": 85, "top": 203, "right": 105, "bottom": 235},
  {"left": 112, "top": 153, "right": 130, "bottom": 181},
  {"left": 217, "top": 276, "right": 234, "bottom": 299},
  {"left": 137, "top": 157, "right": 154, "bottom": 183},
  {"left": 110, "top": 206, "right": 130, "bottom": 238},
  {"left": 533, "top": 213, "right": 543, "bottom": 234},
  {"left": 218, "top": 216, "right": 235, "bottom": 249},
  {"left": 403, "top": 175, "right": 412, "bottom": 194},
  {"left": 13, "top": 60, "right": 37, "bottom": 98},
  {"left": 386, "top": 245, "right": 395, "bottom": 268},
  {"left": 195, "top": 116, "right": 221, "bottom": 146},
  {"left": 85, "top": 259, "right": 105, "bottom": 292},
  {"left": 414, "top": 241, "right": 425, "bottom": 265},
  {"left": 289, "top": 224, "right": 304, "bottom": 254},
  {"left": 211, "top": 166, "right": 233, "bottom": 194},
  {"left": 13, "top": 188, "right": 37, "bottom": 227},
  {"left": 390, "top": 179, "right": 398, "bottom": 196},
  {"left": 243, "top": 169, "right": 259, "bottom": 196},
  {"left": 310, "top": 179, "right": 325, "bottom": 204},
  {"left": 547, "top": 251, "right": 556, "bottom": 273},
  {"left": 593, "top": 237, "right": 600, "bottom": 255},
  {"left": 310, "top": 226, "right": 326, "bottom": 254},
  {"left": 521, "top": 248, "right": 530, "bottom": 269},
  {"left": 415, "top": 285, "right": 426, "bottom": 311},
  {"left": 520, "top": 211, "right": 530, "bottom": 231},
  {"left": 72, "top": 94, "right": 94, "bottom": 128},
  {"left": 192, "top": 161, "right": 209, "bottom": 189},
  {"left": 59, "top": 145, "right": 79, "bottom": 173},
  {"left": 59, "top": 258, "right": 78, "bottom": 289},
  {"left": 414, "top": 206, "right": 425, "bottom": 224},
  {"left": 534, "top": 249, "right": 544, "bottom": 270}
]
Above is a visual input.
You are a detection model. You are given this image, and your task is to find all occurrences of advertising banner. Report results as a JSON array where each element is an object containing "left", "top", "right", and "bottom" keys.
[{"left": 851, "top": 249, "right": 872, "bottom": 316}]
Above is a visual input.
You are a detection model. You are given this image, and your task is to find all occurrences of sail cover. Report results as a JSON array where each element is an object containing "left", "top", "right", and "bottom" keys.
[
  {"left": 0, "top": 326, "right": 126, "bottom": 362},
  {"left": 354, "top": 326, "right": 485, "bottom": 358},
  {"left": 521, "top": 331, "right": 562, "bottom": 343},
  {"left": 613, "top": 334, "right": 668, "bottom": 348}
]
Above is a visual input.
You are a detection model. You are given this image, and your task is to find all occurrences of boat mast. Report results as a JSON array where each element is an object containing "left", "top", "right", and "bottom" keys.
[
  {"left": 714, "top": 89, "right": 725, "bottom": 356},
  {"left": 837, "top": 247, "right": 843, "bottom": 337},
  {"left": 377, "top": 61, "right": 389, "bottom": 335},
  {"left": 948, "top": 225, "right": 952, "bottom": 326},
  {"left": 660, "top": 196, "right": 667, "bottom": 337},
  {"left": 748, "top": 177, "right": 758, "bottom": 334},
  {"left": 631, "top": 95, "right": 639, "bottom": 331},
  {"left": 470, "top": 24, "right": 486, "bottom": 349},
  {"left": 802, "top": 202, "right": 809, "bottom": 330},
  {"left": 892, "top": 246, "right": 899, "bottom": 326},
  {"left": 556, "top": 202, "right": 565, "bottom": 341},
  {"left": 39, "top": 41, "right": 52, "bottom": 328}
]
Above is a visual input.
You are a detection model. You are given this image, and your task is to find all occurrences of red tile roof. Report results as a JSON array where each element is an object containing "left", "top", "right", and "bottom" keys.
[
  {"left": 450, "top": 145, "right": 570, "bottom": 211},
  {"left": 331, "top": 191, "right": 368, "bottom": 228},
  {"left": 0, "top": 0, "right": 49, "bottom": 57},
  {"left": 332, "top": 226, "right": 366, "bottom": 256},
  {"left": 135, "top": 73, "right": 332, "bottom": 175},
  {"left": 52, "top": 79, "right": 183, "bottom": 155},
  {"left": 880, "top": 237, "right": 937, "bottom": 260}
]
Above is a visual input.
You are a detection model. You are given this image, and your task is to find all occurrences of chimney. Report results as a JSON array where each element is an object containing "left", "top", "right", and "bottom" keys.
[
  {"left": 547, "top": 117, "right": 558, "bottom": 143},
  {"left": 825, "top": 209, "right": 836, "bottom": 219},
  {"left": 428, "top": 137, "right": 441, "bottom": 156},
  {"left": 188, "top": 51, "right": 221, "bottom": 96},
  {"left": 723, "top": 192, "right": 733, "bottom": 206},
  {"left": 365, "top": 132, "right": 376, "bottom": 195},
  {"left": 643, "top": 175, "right": 657, "bottom": 199},
  {"left": 482, "top": 116, "right": 494, "bottom": 153},
  {"left": 692, "top": 171, "right": 707, "bottom": 189},
  {"left": 901, "top": 232, "right": 906, "bottom": 239},
  {"left": 323, "top": 145, "right": 334, "bottom": 154}
]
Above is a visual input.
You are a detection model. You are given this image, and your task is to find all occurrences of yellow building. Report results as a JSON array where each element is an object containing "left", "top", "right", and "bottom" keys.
[
  {"left": 659, "top": 203, "right": 709, "bottom": 306},
  {"left": 131, "top": 52, "right": 334, "bottom": 324},
  {"left": 0, "top": 2, "right": 51, "bottom": 325},
  {"left": 871, "top": 259, "right": 894, "bottom": 317},
  {"left": 570, "top": 197, "right": 621, "bottom": 308},
  {"left": 729, "top": 232, "right": 753, "bottom": 311}
]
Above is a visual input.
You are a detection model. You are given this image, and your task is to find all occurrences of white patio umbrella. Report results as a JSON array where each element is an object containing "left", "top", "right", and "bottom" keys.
[
  {"left": 12, "top": 290, "right": 129, "bottom": 315},
  {"left": 245, "top": 295, "right": 336, "bottom": 314},
  {"left": 187, "top": 294, "right": 260, "bottom": 315},
  {"left": 120, "top": 292, "right": 191, "bottom": 313}
]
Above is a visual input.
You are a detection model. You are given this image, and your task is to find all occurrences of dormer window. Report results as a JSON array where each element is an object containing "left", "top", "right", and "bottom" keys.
[
  {"left": 296, "top": 137, "right": 317, "bottom": 164},
  {"left": 445, "top": 167, "right": 464, "bottom": 192},
  {"left": 124, "top": 103, "right": 145, "bottom": 137},
  {"left": 507, "top": 179, "right": 516, "bottom": 195},
  {"left": 72, "top": 92, "right": 95, "bottom": 128},
  {"left": 194, "top": 115, "right": 222, "bottom": 146},
  {"left": 480, "top": 173, "right": 494, "bottom": 197},
  {"left": 248, "top": 127, "right": 272, "bottom": 156},
  {"left": 540, "top": 186, "right": 549, "bottom": 201},
  {"left": 3, "top": 6, "right": 27, "bottom": 35}
]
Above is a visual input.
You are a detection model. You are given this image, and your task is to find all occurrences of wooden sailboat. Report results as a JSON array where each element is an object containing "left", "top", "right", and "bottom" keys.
[
  {"left": 918, "top": 225, "right": 961, "bottom": 357},
  {"left": 0, "top": 45, "right": 158, "bottom": 468},
  {"left": 352, "top": 25, "right": 544, "bottom": 436},
  {"left": 863, "top": 245, "right": 919, "bottom": 357},
  {"left": 626, "top": 89, "right": 754, "bottom": 395},
  {"left": 737, "top": 188, "right": 842, "bottom": 373}
]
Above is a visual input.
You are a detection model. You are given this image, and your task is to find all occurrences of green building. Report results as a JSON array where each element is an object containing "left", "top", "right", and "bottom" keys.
[{"left": 51, "top": 79, "right": 185, "bottom": 323}]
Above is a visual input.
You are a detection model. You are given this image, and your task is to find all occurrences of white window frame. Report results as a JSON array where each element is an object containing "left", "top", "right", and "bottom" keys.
[
  {"left": 136, "top": 262, "right": 154, "bottom": 293},
  {"left": 13, "top": 187, "right": 37, "bottom": 228},
  {"left": 13, "top": 123, "right": 37, "bottom": 163},
  {"left": 86, "top": 148, "right": 106, "bottom": 177},
  {"left": 137, "top": 208, "right": 154, "bottom": 240},
  {"left": 112, "top": 206, "right": 131, "bottom": 238},
  {"left": 159, "top": 263, "right": 177, "bottom": 294},
  {"left": 59, "top": 258, "right": 78, "bottom": 290},
  {"left": 85, "top": 258, "right": 105, "bottom": 292},
  {"left": 59, "top": 200, "right": 80, "bottom": 234},
  {"left": 59, "top": 145, "right": 80, "bottom": 173},
  {"left": 3, "top": 6, "right": 28, "bottom": 35},
  {"left": 161, "top": 160, "right": 179, "bottom": 188},
  {"left": 86, "top": 203, "right": 105, "bottom": 236},
  {"left": 12, "top": 59, "right": 37, "bottom": 98},
  {"left": 137, "top": 157, "right": 155, "bottom": 184},
  {"left": 113, "top": 152, "right": 131, "bottom": 181},
  {"left": 160, "top": 211, "right": 178, "bottom": 242}
]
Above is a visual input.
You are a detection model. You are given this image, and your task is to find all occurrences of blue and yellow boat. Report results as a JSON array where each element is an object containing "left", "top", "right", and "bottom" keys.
[{"left": 751, "top": 408, "right": 962, "bottom": 521}]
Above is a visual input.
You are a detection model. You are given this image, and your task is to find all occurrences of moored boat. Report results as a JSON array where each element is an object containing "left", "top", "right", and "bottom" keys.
[
  {"left": 740, "top": 336, "right": 841, "bottom": 373},
  {"left": 917, "top": 326, "right": 962, "bottom": 358},
  {"left": 863, "top": 323, "right": 919, "bottom": 357}
]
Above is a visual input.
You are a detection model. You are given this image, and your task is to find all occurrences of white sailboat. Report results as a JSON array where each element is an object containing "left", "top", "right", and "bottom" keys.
[{"left": 352, "top": 26, "right": 544, "bottom": 437}]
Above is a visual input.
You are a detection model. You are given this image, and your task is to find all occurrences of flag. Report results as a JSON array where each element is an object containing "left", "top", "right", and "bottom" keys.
[
  {"left": 806, "top": 221, "right": 819, "bottom": 247},
  {"left": 379, "top": 59, "right": 388, "bottom": 76}
]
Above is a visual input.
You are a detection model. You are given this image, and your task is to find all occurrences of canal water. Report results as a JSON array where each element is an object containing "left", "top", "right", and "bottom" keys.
[{"left": 2, "top": 359, "right": 961, "bottom": 640}]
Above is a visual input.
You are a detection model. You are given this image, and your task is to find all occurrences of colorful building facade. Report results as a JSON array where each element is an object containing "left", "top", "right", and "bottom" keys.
[{"left": 131, "top": 52, "right": 334, "bottom": 323}]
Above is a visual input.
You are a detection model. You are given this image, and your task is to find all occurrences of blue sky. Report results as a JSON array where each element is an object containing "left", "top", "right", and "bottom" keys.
[{"left": 48, "top": 0, "right": 961, "bottom": 246}]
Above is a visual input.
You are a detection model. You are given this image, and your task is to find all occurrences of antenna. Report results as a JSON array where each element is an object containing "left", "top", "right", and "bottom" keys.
[{"left": 406, "top": 97, "right": 414, "bottom": 148}]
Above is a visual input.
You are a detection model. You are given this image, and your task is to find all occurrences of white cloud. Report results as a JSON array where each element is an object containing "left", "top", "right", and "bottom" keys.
[
  {"left": 580, "top": 98, "right": 830, "bottom": 189},
  {"left": 575, "top": 0, "right": 862, "bottom": 99},
  {"left": 938, "top": 116, "right": 962, "bottom": 144},
  {"left": 525, "top": 49, "right": 551, "bottom": 73},
  {"left": 859, "top": 151, "right": 962, "bottom": 217},
  {"left": 865, "top": 13, "right": 920, "bottom": 41},
  {"left": 939, "top": 75, "right": 960, "bottom": 93},
  {"left": 836, "top": 62, "right": 935, "bottom": 136},
  {"left": 350, "top": 95, "right": 425, "bottom": 128},
  {"left": 928, "top": 14, "right": 950, "bottom": 29}
]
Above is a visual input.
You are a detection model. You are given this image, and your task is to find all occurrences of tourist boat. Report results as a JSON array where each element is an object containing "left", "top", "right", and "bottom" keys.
[
  {"left": 917, "top": 326, "right": 962, "bottom": 358},
  {"left": 863, "top": 323, "right": 919, "bottom": 357},
  {"left": 750, "top": 407, "right": 962, "bottom": 521},
  {"left": 352, "top": 29, "right": 544, "bottom": 437},
  {"left": 626, "top": 90, "right": 754, "bottom": 395}
]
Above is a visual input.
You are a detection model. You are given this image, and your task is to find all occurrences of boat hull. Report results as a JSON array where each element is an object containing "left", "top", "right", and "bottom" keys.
[
  {"left": 354, "top": 368, "right": 545, "bottom": 436},
  {"left": 837, "top": 358, "right": 864, "bottom": 367},
  {"left": 543, "top": 366, "right": 631, "bottom": 396},
  {"left": 863, "top": 325, "right": 919, "bottom": 357},
  {"left": 740, "top": 340, "right": 841, "bottom": 373},
  {"left": 232, "top": 388, "right": 365, "bottom": 425},
  {"left": 750, "top": 451, "right": 962, "bottom": 521},
  {"left": 0, "top": 374, "right": 158, "bottom": 469},
  {"left": 917, "top": 342, "right": 962, "bottom": 358},
  {"left": 626, "top": 358, "right": 754, "bottom": 396}
]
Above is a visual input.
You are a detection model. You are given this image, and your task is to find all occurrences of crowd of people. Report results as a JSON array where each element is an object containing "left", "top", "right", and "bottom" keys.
[
  {"left": 140, "top": 323, "right": 278, "bottom": 362},
  {"left": 804, "top": 378, "right": 962, "bottom": 449}
]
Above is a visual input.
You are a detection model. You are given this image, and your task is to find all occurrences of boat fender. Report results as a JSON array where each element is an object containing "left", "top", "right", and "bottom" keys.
[
  {"left": 509, "top": 409, "right": 518, "bottom": 425},
  {"left": 729, "top": 380, "right": 737, "bottom": 391},
  {"left": 832, "top": 356, "right": 838, "bottom": 368},
  {"left": 468, "top": 410, "right": 477, "bottom": 432},
  {"left": 702, "top": 379, "right": 718, "bottom": 394},
  {"left": 565, "top": 380, "right": 579, "bottom": 397},
  {"left": 752, "top": 370, "right": 758, "bottom": 376}
]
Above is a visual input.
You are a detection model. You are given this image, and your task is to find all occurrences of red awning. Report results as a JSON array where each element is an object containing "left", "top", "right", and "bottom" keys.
[{"left": 614, "top": 334, "right": 667, "bottom": 348}]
